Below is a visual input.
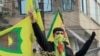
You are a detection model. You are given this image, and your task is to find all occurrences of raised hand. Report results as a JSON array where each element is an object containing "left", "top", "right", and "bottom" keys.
[{"left": 28, "top": 10, "right": 36, "bottom": 23}]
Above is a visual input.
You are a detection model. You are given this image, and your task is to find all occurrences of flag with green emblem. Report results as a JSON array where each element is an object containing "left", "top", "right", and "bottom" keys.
[{"left": 0, "top": 16, "right": 34, "bottom": 56}]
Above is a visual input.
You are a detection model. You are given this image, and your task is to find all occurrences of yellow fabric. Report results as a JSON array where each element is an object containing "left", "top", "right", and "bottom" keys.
[
  {"left": 26, "top": 0, "right": 44, "bottom": 31},
  {"left": 0, "top": 17, "right": 34, "bottom": 56},
  {"left": 35, "top": 9, "right": 44, "bottom": 31},
  {"left": 47, "top": 11, "right": 70, "bottom": 47},
  {"left": 26, "top": 0, "right": 35, "bottom": 14},
  {"left": 54, "top": 34, "right": 65, "bottom": 46},
  {"left": 54, "top": 34, "right": 65, "bottom": 56}
]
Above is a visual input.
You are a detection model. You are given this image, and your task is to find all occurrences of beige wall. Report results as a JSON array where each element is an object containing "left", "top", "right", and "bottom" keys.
[{"left": 79, "top": 13, "right": 100, "bottom": 34}]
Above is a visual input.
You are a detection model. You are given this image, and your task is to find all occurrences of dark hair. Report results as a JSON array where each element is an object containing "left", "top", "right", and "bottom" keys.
[{"left": 53, "top": 27, "right": 64, "bottom": 34}]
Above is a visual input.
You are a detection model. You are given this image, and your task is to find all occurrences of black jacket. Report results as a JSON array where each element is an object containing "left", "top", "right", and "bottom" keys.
[{"left": 32, "top": 23, "right": 96, "bottom": 56}]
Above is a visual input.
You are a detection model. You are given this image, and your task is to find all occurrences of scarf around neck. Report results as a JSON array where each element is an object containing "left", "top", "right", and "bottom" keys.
[{"left": 54, "top": 34, "right": 66, "bottom": 56}]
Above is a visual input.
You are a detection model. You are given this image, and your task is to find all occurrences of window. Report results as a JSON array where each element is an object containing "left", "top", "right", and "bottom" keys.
[
  {"left": 90, "top": 0, "right": 96, "bottom": 21},
  {"left": 43, "top": 0, "right": 52, "bottom": 12},
  {"left": 97, "top": 4, "right": 100, "bottom": 24},
  {"left": 62, "top": 0, "right": 73, "bottom": 11},
  {"left": 20, "top": 0, "right": 26, "bottom": 15},
  {"left": 80, "top": 0, "right": 88, "bottom": 15},
  {"left": 0, "top": 0, "right": 4, "bottom": 6},
  {"left": 90, "top": 0, "right": 100, "bottom": 25},
  {"left": 20, "top": 0, "right": 52, "bottom": 15},
  {"left": 36, "top": 0, "right": 52, "bottom": 12},
  {"left": 0, "top": 0, "right": 4, "bottom": 12}
]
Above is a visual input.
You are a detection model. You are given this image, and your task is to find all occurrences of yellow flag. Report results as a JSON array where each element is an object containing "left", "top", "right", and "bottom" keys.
[
  {"left": 26, "top": 0, "right": 44, "bottom": 31},
  {"left": 0, "top": 17, "right": 34, "bottom": 56},
  {"left": 47, "top": 10, "right": 70, "bottom": 46},
  {"left": 35, "top": 9, "right": 44, "bottom": 31},
  {"left": 26, "top": 0, "right": 35, "bottom": 14}
]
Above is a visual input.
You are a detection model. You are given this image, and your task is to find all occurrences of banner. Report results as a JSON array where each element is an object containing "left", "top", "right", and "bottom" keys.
[{"left": 0, "top": 17, "right": 34, "bottom": 56}]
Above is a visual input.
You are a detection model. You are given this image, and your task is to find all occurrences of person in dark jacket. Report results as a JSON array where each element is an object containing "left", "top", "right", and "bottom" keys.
[{"left": 29, "top": 11, "right": 96, "bottom": 56}]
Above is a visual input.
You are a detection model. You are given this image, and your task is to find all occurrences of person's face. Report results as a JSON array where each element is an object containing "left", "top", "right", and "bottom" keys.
[
  {"left": 54, "top": 31, "right": 64, "bottom": 37},
  {"left": 53, "top": 31, "right": 64, "bottom": 42}
]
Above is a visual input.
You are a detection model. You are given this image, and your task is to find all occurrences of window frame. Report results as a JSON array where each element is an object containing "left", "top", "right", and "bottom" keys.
[
  {"left": 43, "top": 0, "right": 52, "bottom": 12},
  {"left": 80, "top": 0, "right": 88, "bottom": 15},
  {"left": 19, "top": 0, "right": 26, "bottom": 15},
  {"left": 62, "top": 0, "right": 73, "bottom": 12}
]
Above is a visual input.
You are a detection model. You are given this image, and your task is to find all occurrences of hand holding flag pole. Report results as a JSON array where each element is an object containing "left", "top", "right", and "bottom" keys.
[{"left": 28, "top": 8, "right": 44, "bottom": 31}]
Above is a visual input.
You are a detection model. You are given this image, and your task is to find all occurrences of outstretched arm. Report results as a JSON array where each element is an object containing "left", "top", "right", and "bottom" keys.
[
  {"left": 29, "top": 11, "right": 52, "bottom": 51},
  {"left": 32, "top": 23, "right": 50, "bottom": 51},
  {"left": 75, "top": 32, "right": 96, "bottom": 56}
]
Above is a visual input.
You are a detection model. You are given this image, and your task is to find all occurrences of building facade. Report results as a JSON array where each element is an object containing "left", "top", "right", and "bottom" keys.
[
  {"left": 0, "top": 0, "right": 100, "bottom": 56},
  {"left": 79, "top": 0, "right": 100, "bottom": 56}
]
